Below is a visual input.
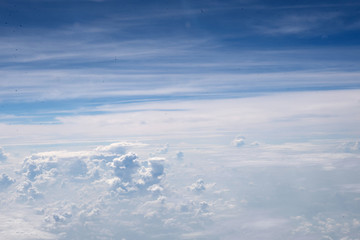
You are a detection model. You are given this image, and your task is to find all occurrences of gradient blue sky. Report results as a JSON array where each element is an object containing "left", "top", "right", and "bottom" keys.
[
  {"left": 1, "top": 0, "right": 360, "bottom": 124},
  {"left": 1, "top": 1, "right": 360, "bottom": 240}
]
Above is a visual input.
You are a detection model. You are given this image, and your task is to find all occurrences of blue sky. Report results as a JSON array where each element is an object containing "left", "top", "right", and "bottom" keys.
[
  {"left": 1, "top": 0, "right": 360, "bottom": 120},
  {"left": 0, "top": 1, "right": 360, "bottom": 239}
]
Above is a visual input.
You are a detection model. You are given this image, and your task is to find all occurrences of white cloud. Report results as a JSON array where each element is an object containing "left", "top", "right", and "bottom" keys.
[
  {"left": 0, "top": 173, "right": 15, "bottom": 190},
  {"left": 188, "top": 179, "right": 206, "bottom": 193},
  {"left": 0, "top": 89, "right": 359, "bottom": 239},
  {"left": 337, "top": 140, "right": 360, "bottom": 152},
  {"left": 244, "top": 218, "right": 288, "bottom": 230},
  {"left": 0, "top": 148, "right": 8, "bottom": 162},
  {"left": 292, "top": 215, "right": 360, "bottom": 239},
  {"left": 232, "top": 136, "right": 245, "bottom": 147},
  {"left": 0, "top": 142, "right": 236, "bottom": 239},
  {"left": 110, "top": 153, "right": 139, "bottom": 182},
  {"left": 156, "top": 144, "right": 169, "bottom": 154},
  {"left": 0, "top": 134, "right": 360, "bottom": 239},
  {"left": 95, "top": 141, "right": 146, "bottom": 154},
  {"left": 16, "top": 181, "right": 43, "bottom": 203},
  {"left": 0, "top": 210, "right": 56, "bottom": 240},
  {"left": 2, "top": 89, "right": 359, "bottom": 148}
]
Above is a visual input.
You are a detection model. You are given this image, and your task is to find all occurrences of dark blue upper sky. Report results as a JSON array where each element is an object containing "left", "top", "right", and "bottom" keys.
[
  {"left": 1, "top": 0, "right": 360, "bottom": 123},
  {"left": 2, "top": 0, "right": 360, "bottom": 45}
]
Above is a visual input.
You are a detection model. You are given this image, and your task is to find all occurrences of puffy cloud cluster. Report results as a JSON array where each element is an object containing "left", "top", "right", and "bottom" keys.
[
  {"left": 19, "top": 145, "right": 166, "bottom": 199},
  {"left": 16, "top": 181, "right": 43, "bottom": 202},
  {"left": 188, "top": 179, "right": 216, "bottom": 195},
  {"left": 188, "top": 179, "right": 206, "bottom": 193},
  {"left": 292, "top": 215, "right": 360, "bottom": 239},
  {"left": 2, "top": 137, "right": 360, "bottom": 239},
  {"left": 0, "top": 142, "right": 223, "bottom": 239},
  {"left": 107, "top": 154, "right": 165, "bottom": 194}
]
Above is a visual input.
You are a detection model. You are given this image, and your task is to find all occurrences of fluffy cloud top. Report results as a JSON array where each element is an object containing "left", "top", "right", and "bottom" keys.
[
  {"left": 95, "top": 142, "right": 143, "bottom": 154},
  {"left": 188, "top": 179, "right": 206, "bottom": 193},
  {"left": 232, "top": 136, "right": 245, "bottom": 147},
  {"left": 0, "top": 142, "right": 225, "bottom": 239},
  {"left": 0, "top": 173, "right": 15, "bottom": 190},
  {"left": 1, "top": 136, "right": 360, "bottom": 239}
]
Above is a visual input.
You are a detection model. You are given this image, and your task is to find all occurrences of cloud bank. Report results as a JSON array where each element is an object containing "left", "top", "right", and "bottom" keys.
[{"left": 0, "top": 142, "right": 228, "bottom": 239}]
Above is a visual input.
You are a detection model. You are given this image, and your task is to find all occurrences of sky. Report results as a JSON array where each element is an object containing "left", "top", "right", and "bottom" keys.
[{"left": 0, "top": 0, "right": 360, "bottom": 239}]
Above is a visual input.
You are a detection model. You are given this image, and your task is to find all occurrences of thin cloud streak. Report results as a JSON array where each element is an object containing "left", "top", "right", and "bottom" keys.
[{"left": 1, "top": 89, "right": 359, "bottom": 146}]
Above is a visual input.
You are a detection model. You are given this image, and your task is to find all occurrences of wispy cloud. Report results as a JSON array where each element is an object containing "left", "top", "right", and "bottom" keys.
[
  {"left": 1, "top": 89, "right": 359, "bottom": 148},
  {"left": 253, "top": 12, "right": 342, "bottom": 35}
]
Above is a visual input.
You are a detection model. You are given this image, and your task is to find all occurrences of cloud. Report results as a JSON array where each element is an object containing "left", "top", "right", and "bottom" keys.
[
  {"left": 1, "top": 16, "right": 360, "bottom": 109},
  {"left": 176, "top": 151, "right": 184, "bottom": 160},
  {"left": 67, "top": 159, "right": 88, "bottom": 177},
  {"left": 0, "top": 1, "right": 359, "bottom": 239},
  {"left": 0, "top": 210, "right": 57, "bottom": 240},
  {"left": 156, "top": 144, "right": 169, "bottom": 154},
  {"left": 232, "top": 136, "right": 245, "bottom": 147},
  {"left": 188, "top": 179, "right": 206, "bottom": 193},
  {"left": 0, "top": 88, "right": 359, "bottom": 239},
  {"left": 337, "top": 140, "right": 360, "bottom": 152},
  {"left": 244, "top": 218, "right": 288, "bottom": 230},
  {"left": 248, "top": 5, "right": 356, "bottom": 37},
  {"left": 17, "top": 143, "right": 167, "bottom": 196},
  {"left": 292, "top": 214, "right": 360, "bottom": 239},
  {"left": 111, "top": 152, "right": 139, "bottom": 182},
  {"left": 0, "top": 173, "right": 15, "bottom": 190},
  {"left": 95, "top": 142, "right": 144, "bottom": 155},
  {"left": 0, "top": 142, "right": 233, "bottom": 239},
  {"left": 0, "top": 148, "right": 8, "bottom": 162},
  {"left": 1, "top": 134, "right": 360, "bottom": 239},
  {"left": 16, "top": 181, "right": 43, "bottom": 202}
]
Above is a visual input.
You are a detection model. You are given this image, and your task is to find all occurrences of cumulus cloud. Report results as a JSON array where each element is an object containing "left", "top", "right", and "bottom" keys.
[
  {"left": 0, "top": 142, "right": 231, "bottom": 239},
  {"left": 110, "top": 153, "right": 139, "bottom": 182},
  {"left": 17, "top": 143, "right": 167, "bottom": 197},
  {"left": 21, "top": 154, "right": 59, "bottom": 183},
  {"left": 292, "top": 215, "right": 360, "bottom": 239},
  {"left": 95, "top": 142, "right": 136, "bottom": 155},
  {"left": 156, "top": 144, "right": 169, "bottom": 154},
  {"left": 1, "top": 136, "right": 359, "bottom": 240},
  {"left": 16, "top": 181, "right": 43, "bottom": 202},
  {"left": 0, "top": 173, "right": 15, "bottom": 190},
  {"left": 232, "top": 136, "right": 245, "bottom": 147},
  {"left": 188, "top": 179, "right": 206, "bottom": 193},
  {"left": 187, "top": 179, "right": 216, "bottom": 194}
]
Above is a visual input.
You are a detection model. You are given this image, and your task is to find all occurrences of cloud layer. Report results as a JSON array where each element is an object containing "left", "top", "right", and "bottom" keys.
[
  {"left": 1, "top": 134, "right": 360, "bottom": 239},
  {"left": 0, "top": 142, "right": 229, "bottom": 239}
]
